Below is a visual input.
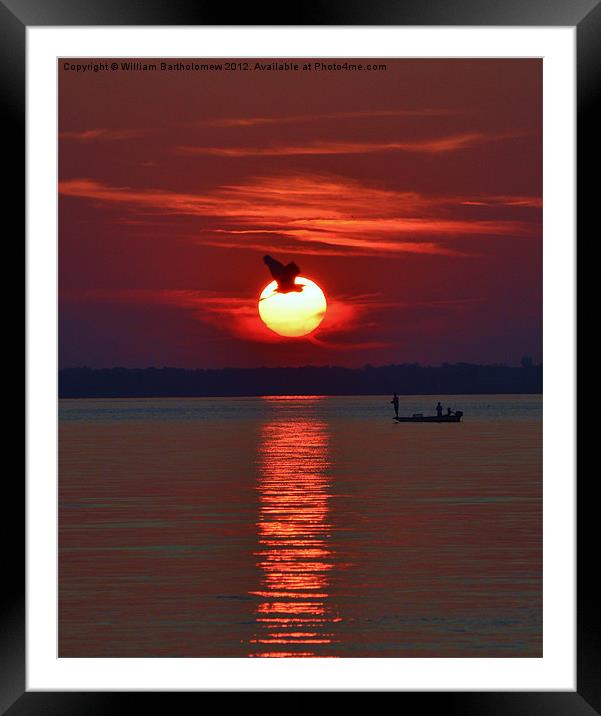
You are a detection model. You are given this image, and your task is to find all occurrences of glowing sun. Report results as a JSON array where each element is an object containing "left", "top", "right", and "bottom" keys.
[{"left": 258, "top": 277, "right": 327, "bottom": 337}]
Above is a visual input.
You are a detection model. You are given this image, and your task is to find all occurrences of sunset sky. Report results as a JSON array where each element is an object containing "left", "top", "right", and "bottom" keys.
[{"left": 59, "top": 59, "right": 542, "bottom": 369}]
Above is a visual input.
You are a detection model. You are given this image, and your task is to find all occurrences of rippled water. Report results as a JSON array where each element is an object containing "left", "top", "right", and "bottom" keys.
[{"left": 59, "top": 395, "right": 542, "bottom": 657}]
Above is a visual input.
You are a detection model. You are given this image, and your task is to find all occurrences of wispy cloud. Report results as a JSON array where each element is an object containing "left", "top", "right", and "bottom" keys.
[
  {"left": 60, "top": 287, "right": 367, "bottom": 343},
  {"left": 61, "top": 287, "right": 483, "bottom": 346},
  {"left": 59, "top": 173, "right": 540, "bottom": 258},
  {"left": 461, "top": 195, "right": 542, "bottom": 208},
  {"left": 177, "top": 132, "right": 510, "bottom": 158},
  {"left": 60, "top": 128, "right": 151, "bottom": 142},
  {"left": 196, "top": 108, "right": 458, "bottom": 128}
]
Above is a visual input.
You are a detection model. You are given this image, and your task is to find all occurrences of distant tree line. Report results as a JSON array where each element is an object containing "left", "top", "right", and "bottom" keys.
[{"left": 59, "top": 361, "right": 542, "bottom": 398}]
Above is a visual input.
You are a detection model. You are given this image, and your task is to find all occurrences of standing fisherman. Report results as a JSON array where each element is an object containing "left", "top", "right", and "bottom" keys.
[{"left": 391, "top": 393, "right": 400, "bottom": 418}]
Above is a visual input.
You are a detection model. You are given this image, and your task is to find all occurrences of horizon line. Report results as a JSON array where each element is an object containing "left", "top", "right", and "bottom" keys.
[{"left": 60, "top": 361, "right": 542, "bottom": 371}]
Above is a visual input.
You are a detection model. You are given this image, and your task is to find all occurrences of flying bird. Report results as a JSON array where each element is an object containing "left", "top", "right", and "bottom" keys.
[{"left": 263, "top": 255, "right": 303, "bottom": 293}]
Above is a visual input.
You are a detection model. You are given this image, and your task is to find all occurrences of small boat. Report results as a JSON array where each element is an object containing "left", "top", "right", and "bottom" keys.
[{"left": 394, "top": 410, "right": 463, "bottom": 423}]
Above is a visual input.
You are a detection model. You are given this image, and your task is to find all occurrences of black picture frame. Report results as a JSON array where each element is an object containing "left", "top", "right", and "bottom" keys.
[{"left": 9, "top": 0, "right": 591, "bottom": 710}]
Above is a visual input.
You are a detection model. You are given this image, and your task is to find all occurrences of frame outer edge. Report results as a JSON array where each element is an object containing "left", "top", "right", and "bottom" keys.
[
  {"left": 0, "top": 0, "right": 26, "bottom": 714},
  {"left": 576, "top": 2, "right": 601, "bottom": 713},
  {"left": 10, "top": 0, "right": 596, "bottom": 710},
  {"left": 2, "top": 0, "right": 601, "bottom": 26}
]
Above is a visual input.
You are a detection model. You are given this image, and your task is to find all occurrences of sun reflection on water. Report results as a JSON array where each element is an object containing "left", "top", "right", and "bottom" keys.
[{"left": 249, "top": 397, "right": 340, "bottom": 657}]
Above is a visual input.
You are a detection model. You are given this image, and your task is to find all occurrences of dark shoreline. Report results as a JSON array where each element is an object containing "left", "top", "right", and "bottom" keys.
[{"left": 59, "top": 363, "right": 542, "bottom": 399}]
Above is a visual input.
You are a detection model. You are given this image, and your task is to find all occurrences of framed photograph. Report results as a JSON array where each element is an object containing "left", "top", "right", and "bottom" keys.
[{"left": 11, "top": 0, "right": 591, "bottom": 710}]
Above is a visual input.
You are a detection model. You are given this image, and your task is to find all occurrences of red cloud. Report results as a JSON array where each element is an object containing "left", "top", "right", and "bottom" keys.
[
  {"left": 195, "top": 108, "right": 459, "bottom": 128},
  {"left": 61, "top": 287, "right": 483, "bottom": 348},
  {"left": 59, "top": 173, "right": 540, "bottom": 259},
  {"left": 177, "top": 132, "right": 509, "bottom": 157},
  {"left": 60, "top": 287, "right": 394, "bottom": 346},
  {"left": 59, "top": 128, "right": 151, "bottom": 142}
]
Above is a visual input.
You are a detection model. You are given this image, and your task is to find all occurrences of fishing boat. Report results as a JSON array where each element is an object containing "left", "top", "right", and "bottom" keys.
[{"left": 394, "top": 410, "right": 463, "bottom": 423}]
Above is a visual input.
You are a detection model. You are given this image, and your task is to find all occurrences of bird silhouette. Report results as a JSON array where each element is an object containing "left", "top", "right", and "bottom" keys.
[{"left": 263, "top": 255, "right": 303, "bottom": 293}]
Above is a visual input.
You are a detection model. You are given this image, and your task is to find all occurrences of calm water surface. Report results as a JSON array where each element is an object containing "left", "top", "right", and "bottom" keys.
[{"left": 59, "top": 395, "right": 542, "bottom": 657}]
